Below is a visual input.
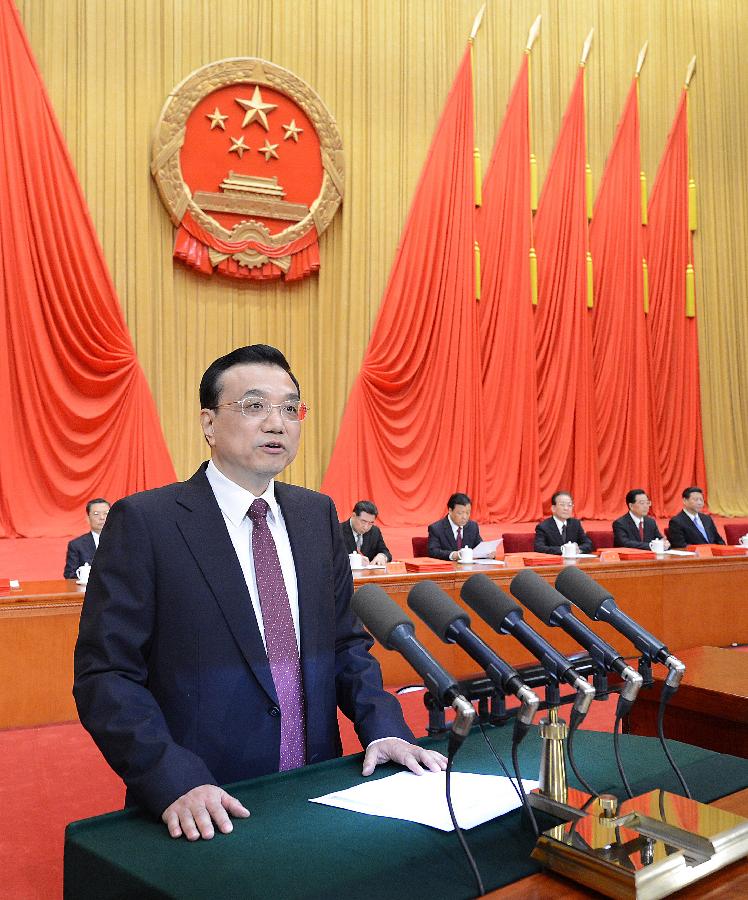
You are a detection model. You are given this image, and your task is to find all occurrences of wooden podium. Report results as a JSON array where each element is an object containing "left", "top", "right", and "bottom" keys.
[{"left": 626, "top": 645, "right": 748, "bottom": 759}]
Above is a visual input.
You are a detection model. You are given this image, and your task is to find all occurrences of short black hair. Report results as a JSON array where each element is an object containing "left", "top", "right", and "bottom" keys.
[
  {"left": 551, "top": 491, "right": 573, "bottom": 505},
  {"left": 353, "top": 500, "right": 378, "bottom": 517},
  {"left": 626, "top": 488, "right": 647, "bottom": 506},
  {"left": 199, "top": 344, "right": 300, "bottom": 409},
  {"left": 682, "top": 486, "right": 704, "bottom": 500},
  {"left": 447, "top": 493, "right": 471, "bottom": 509},
  {"left": 86, "top": 498, "right": 110, "bottom": 514}
]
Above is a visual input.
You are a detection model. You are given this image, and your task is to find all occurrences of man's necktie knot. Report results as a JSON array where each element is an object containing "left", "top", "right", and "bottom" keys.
[{"left": 248, "top": 497, "right": 270, "bottom": 523}]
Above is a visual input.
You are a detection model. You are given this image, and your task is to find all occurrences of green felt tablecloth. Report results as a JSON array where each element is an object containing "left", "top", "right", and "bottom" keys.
[{"left": 64, "top": 727, "right": 748, "bottom": 899}]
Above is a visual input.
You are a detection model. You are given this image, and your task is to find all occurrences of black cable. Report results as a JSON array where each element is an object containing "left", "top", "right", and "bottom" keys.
[
  {"left": 478, "top": 721, "right": 524, "bottom": 804},
  {"left": 446, "top": 750, "right": 485, "bottom": 897},
  {"left": 566, "top": 716, "right": 599, "bottom": 798},
  {"left": 656, "top": 685, "right": 692, "bottom": 799},
  {"left": 613, "top": 712, "right": 634, "bottom": 799},
  {"left": 511, "top": 735, "right": 539, "bottom": 838}
]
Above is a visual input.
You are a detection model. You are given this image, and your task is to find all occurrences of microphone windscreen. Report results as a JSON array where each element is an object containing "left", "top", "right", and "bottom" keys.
[
  {"left": 460, "top": 573, "right": 522, "bottom": 630},
  {"left": 555, "top": 566, "right": 613, "bottom": 617},
  {"left": 407, "top": 580, "right": 470, "bottom": 641},
  {"left": 351, "top": 583, "right": 412, "bottom": 649},
  {"left": 510, "top": 569, "right": 570, "bottom": 625}
]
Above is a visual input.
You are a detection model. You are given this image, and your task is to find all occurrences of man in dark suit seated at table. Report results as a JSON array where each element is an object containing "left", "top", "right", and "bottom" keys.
[
  {"left": 74, "top": 344, "right": 445, "bottom": 842},
  {"left": 339, "top": 500, "right": 391, "bottom": 566},
  {"left": 428, "top": 492, "right": 494, "bottom": 561},
  {"left": 668, "top": 486, "right": 725, "bottom": 548},
  {"left": 613, "top": 489, "right": 670, "bottom": 550},
  {"left": 534, "top": 491, "right": 593, "bottom": 554},
  {"left": 63, "top": 498, "right": 110, "bottom": 578}
]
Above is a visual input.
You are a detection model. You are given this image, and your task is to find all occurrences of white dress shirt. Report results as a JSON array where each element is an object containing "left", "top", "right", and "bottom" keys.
[
  {"left": 92, "top": 531, "right": 100, "bottom": 549},
  {"left": 205, "top": 460, "right": 300, "bottom": 651}
]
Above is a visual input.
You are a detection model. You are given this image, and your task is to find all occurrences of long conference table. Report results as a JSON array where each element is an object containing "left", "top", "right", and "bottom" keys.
[{"left": 2, "top": 553, "right": 748, "bottom": 729}]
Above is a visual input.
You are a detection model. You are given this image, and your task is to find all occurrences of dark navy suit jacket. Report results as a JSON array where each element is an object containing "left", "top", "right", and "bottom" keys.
[
  {"left": 427, "top": 517, "right": 482, "bottom": 560},
  {"left": 613, "top": 514, "right": 663, "bottom": 550},
  {"left": 74, "top": 465, "right": 411, "bottom": 817},
  {"left": 64, "top": 532, "right": 97, "bottom": 579},
  {"left": 339, "top": 521, "right": 392, "bottom": 561},
  {"left": 667, "top": 510, "right": 724, "bottom": 548},
  {"left": 534, "top": 517, "right": 592, "bottom": 554}
]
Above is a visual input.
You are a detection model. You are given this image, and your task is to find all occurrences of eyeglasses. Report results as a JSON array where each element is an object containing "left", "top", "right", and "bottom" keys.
[{"left": 215, "top": 397, "right": 309, "bottom": 421}]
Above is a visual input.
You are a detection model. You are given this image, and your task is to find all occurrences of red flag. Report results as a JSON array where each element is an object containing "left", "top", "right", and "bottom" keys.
[
  {"left": 590, "top": 80, "right": 663, "bottom": 515},
  {"left": 0, "top": 0, "right": 175, "bottom": 537},
  {"left": 647, "top": 90, "right": 706, "bottom": 513},
  {"left": 321, "top": 46, "right": 485, "bottom": 525},
  {"left": 533, "top": 68, "right": 602, "bottom": 516},
  {"left": 477, "top": 55, "right": 541, "bottom": 522}
]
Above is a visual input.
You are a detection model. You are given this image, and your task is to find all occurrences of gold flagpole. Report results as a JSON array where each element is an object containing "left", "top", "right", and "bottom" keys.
[
  {"left": 469, "top": 4, "right": 486, "bottom": 299},
  {"left": 684, "top": 55, "right": 697, "bottom": 317},
  {"left": 527, "top": 14, "right": 541, "bottom": 305},
  {"left": 580, "top": 29, "right": 594, "bottom": 308}
]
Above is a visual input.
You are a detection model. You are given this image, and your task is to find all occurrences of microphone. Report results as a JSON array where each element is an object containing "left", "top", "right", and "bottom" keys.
[
  {"left": 554, "top": 567, "right": 685, "bottom": 690},
  {"left": 351, "top": 584, "right": 475, "bottom": 741},
  {"left": 509, "top": 569, "right": 643, "bottom": 710},
  {"left": 407, "top": 580, "right": 540, "bottom": 727},
  {"left": 460, "top": 574, "right": 594, "bottom": 717}
]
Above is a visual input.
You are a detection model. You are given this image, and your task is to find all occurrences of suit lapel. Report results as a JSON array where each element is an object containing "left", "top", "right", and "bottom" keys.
[{"left": 175, "top": 466, "right": 278, "bottom": 705}]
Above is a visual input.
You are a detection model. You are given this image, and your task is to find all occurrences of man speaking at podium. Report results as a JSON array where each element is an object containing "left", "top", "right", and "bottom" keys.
[{"left": 74, "top": 345, "right": 445, "bottom": 841}]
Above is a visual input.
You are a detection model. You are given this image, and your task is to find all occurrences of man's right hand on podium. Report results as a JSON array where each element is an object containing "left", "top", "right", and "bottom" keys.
[{"left": 161, "top": 784, "right": 250, "bottom": 840}]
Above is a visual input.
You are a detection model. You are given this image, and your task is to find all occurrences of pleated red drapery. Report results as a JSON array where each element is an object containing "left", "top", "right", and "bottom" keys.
[
  {"left": 0, "top": 0, "right": 176, "bottom": 537},
  {"left": 647, "top": 90, "right": 706, "bottom": 514},
  {"left": 321, "top": 46, "right": 485, "bottom": 525},
  {"left": 533, "top": 67, "right": 602, "bottom": 517},
  {"left": 477, "top": 54, "right": 541, "bottom": 523},
  {"left": 589, "top": 80, "right": 663, "bottom": 517}
]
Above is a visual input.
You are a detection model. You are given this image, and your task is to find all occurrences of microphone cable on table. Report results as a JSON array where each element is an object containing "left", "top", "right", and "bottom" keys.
[
  {"left": 445, "top": 742, "right": 485, "bottom": 897},
  {"left": 656, "top": 684, "right": 692, "bottom": 799}
]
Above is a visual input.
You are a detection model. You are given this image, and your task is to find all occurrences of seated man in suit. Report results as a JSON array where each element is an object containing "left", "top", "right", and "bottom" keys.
[
  {"left": 63, "top": 498, "right": 110, "bottom": 578},
  {"left": 74, "top": 344, "right": 445, "bottom": 841},
  {"left": 668, "top": 486, "right": 725, "bottom": 548},
  {"left": 428, "top": 493, "right": 494, "bottom": 561},
  {"left": 535, "top": 491, "right": 593, "bottom": 554},
  {"left": 339, "top": 500, "right": 391, "bottom": 566},
  {"left": 613, "top": 489, "right": 670, "bottom": 550}
]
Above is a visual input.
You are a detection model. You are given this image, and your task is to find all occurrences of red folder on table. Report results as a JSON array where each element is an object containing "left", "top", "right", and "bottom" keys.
[{"left": 403, "top": 557, "right": 455, "bottom": 573}]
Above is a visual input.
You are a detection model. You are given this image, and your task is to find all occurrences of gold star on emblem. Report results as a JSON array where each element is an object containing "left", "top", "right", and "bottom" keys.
[
  {"left": 235, "top": 86, "right": 277, "bottom": 131},
  {"left": 206, "top": 107, "right": 228, "bottom": 130},
  {"left": 228, "top": 136, "right": 250, "bottom": 158},
  {"left": 259, "top": 140, "right": 279, "bottom": 161},
  {"left": 282, "top": 119, "right": 303, "bottom": 142}
]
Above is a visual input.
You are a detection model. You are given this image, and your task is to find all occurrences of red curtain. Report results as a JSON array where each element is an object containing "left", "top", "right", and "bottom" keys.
[
  {"left": 647, "top": 90, "right": 706, "bottom": 514},
  {"left": 589, "top": 80, "right": 663, "bottom": 516},
  {"left": 0, "top": 0, "right": 176, "bottom": 537},
  {"left": 533, "top": 68, "right": 602, "bottom": 517},
  {"left": 477, "top": 55, "right": 541, "bottom": 522},
  {"left": 321, "top": 46, "right": 485, "bottom": 525}
]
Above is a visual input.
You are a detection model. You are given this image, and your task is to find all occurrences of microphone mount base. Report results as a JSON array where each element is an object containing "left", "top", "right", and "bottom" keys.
[{"left": 531, "top": 790, "right": 748, "bottom": 899}]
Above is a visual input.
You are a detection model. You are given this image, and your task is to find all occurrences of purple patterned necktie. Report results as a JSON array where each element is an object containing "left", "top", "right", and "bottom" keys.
[
  {"left": 248, "top": 498, "right": 306, "bottom": 770},
  {"left": 456, "top": 526, "right": 463, "bottom": 550}
]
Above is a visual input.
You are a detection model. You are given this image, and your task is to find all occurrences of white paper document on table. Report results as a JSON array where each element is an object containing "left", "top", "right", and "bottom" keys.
[
  {"left": 472, "top": 539, "right": 501, "bottom": 559},
  {"left": 309, "top": 771, "right": 539, "bottom": 831}
]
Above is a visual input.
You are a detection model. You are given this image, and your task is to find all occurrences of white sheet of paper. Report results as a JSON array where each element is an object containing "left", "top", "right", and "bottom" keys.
[
  {"left": 309, "top": 771, "right": 539, "bottom": 831},
  {"left": 664, "top": 549, "right": 696, "bottom": 556},
  {"left": 472, "top": 539, "right": 501, "bottom": 559},
  {"left": 474, "top": 558, "right": 505, "bottom": 566}
]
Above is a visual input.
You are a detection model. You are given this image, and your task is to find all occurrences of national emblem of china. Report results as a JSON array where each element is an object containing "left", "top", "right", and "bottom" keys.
[{"left": 151, "top": 58, "right": 344, "bottom": 282}]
